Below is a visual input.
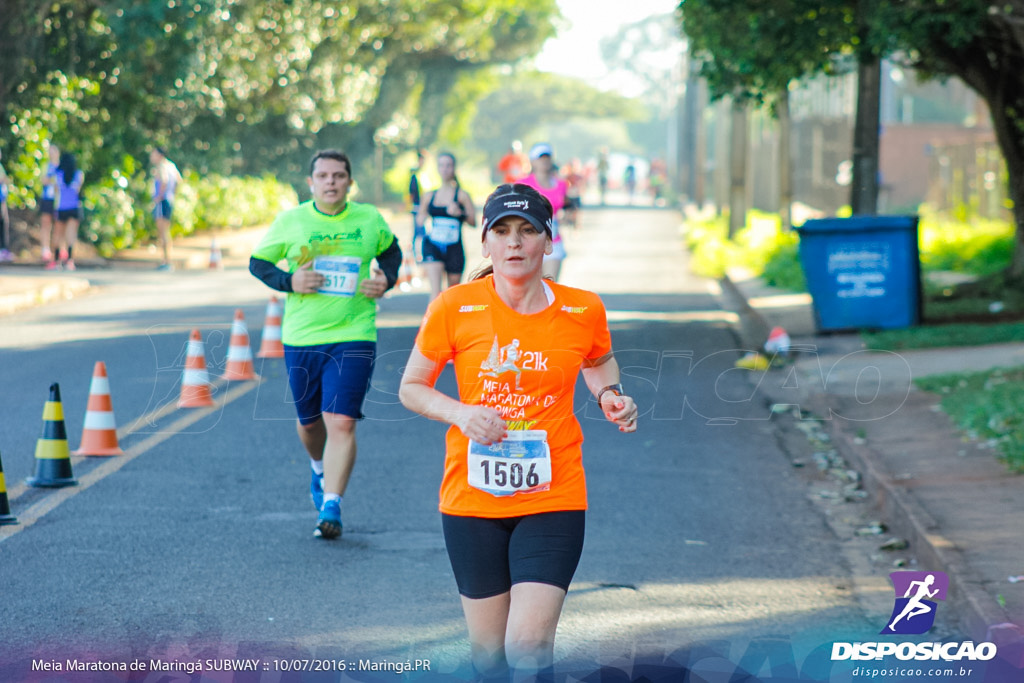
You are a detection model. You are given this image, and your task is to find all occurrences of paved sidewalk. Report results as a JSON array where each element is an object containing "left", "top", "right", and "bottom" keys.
[
  {"left": 722, "top": 269, "right": 1024, "bottom": 664},
  {"left": 0, "top": 270, "right": 91, "bottom": 316},
  {"left": 0, "top": 225, "right": 272, "bottom": 316},
  {"left": 0, "top": 205, "right": 423, "bottom": 318}
]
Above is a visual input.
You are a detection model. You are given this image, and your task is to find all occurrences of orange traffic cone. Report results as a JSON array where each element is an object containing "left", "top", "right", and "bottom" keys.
[
  {"left": 209, "top": 239, "right": 223, "bottom": 270},
  {"left": 26, "top": 383, "right": 78, "bottom": 488},
  {"left": 256, "top": 297, "right": 285, "bottom": 358},
  {"left": 221, "top": 309, "right": 259, "bottom": 380},
  {"left": 178, "top": 329, "right": 215, "bottom": 407},
  {"left": 73, "top": 361, "right": 124, "bottom": 456},
  {"left": 0, "top": 450, "right": 18, "bottom": 525}
]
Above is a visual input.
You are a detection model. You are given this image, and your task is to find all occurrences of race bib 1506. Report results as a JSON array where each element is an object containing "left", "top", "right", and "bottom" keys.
[{"left": 468, "top": 430, "right": 551, "bottom": 497}]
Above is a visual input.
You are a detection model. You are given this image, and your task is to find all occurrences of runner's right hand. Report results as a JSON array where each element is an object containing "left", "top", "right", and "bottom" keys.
[
  {"left": 291, "top": 261, "right": 324, "bottom": 294},
  {"left": 457, "top": 405, "right": 507, "bottom": 446}
]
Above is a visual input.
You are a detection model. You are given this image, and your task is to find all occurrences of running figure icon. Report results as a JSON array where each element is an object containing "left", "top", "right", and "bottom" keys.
[
  {"left": 888, "top": 574, "right": 939, "bottom": 632},
  {"left": 478, "top": 336, "right": 522, "bottom": 390}
]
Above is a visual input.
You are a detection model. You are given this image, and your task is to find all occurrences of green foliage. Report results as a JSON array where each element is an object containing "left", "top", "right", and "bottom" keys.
[
  {"left": 80, "top": 168, "right": 297, "bottom": 256},
  {"left": 6, "top": 73, "right": 108, "bottom": 207},
  {"left": 471, "top": 70, "right": 647, "bottom": 161},
  {"left": 684, "top": 210, "right": 806, "bottom": 289},
  {"left": 80, "top": 156, "right": 149, "bottom": 257},
  {"left": 683, "top": 213, "right": 731, "bottom": 278},
  {"left": 917, "top": 208, "right": 1014, "bottom": 277},
  {"left": 189, "top": 172, "right": 298, "bottom": 231},
  {"left": 759, "top": 232, "right": 806, "bottom": 291},
  {"left": 863, "top": 322, "right": 1024, "bottom": 352},
  {"left": 2, "top": 0, "right": 561, "bottom": 217},
  {"left": 915, "top": 367, "right": 1024, "bottom": 472},
  {"left": 680, "top": 1, "right": 858, "bottom": 106}
]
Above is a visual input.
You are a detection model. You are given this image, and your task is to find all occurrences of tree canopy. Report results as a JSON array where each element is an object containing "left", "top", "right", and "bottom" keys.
[
  {"left": 1, "top": 0, "right": 560, "bottom": 195},
  {"left": 680, "top": 1, "right": 858, "bottom": 107},
  {"left": 471, "top": 71, "right": 646, "bottom": 161}
]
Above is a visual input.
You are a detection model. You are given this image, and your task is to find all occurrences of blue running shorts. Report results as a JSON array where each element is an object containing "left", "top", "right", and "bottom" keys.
[
  {"left": 153, "top": 199, "right": 174, "bottom": 220},
  {"left": 283, "top": 341, "right": 376, "bottom": 424}
]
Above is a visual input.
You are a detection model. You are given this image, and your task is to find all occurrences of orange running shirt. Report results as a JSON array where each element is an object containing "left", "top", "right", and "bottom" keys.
[{"left": 415, "top": 275, "right": 613, "bottom": 518}]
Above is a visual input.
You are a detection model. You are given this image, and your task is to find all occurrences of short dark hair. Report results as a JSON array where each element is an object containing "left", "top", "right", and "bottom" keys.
[{"left": 309, "top": 149, "right": 351, "bottom": 177}]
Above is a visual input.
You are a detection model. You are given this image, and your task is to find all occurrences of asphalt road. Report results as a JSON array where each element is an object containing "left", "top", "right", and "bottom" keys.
[{"left": 0, "top": 207, "right": 885, "bottom": 681}]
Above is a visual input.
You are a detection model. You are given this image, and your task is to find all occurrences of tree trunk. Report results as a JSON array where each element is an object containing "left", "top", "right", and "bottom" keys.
[
  {"left": 983, "top": 90, "right": 1024, "bottom": 282},
  {"left": 679, "top": 65, "right": 702, "bottom": 204},
  {"left": 416, "top": 58, "right": 461, "bottom": 150},
  {"left": 728, "top": 98, "right": 748, "bottom": 238},
  {"left": 851, "top": 56, "right": 881, "bottom": 215},
  {"left": 777, "top": 90, "right": 792, "bottom": 228},
  {"left": 316, "top": 52, "right": 421, "bottom": 172}
]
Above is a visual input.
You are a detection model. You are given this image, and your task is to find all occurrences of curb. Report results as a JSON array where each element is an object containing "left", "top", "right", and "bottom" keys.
[
  {"left": 0, "top": 276, "right": 91, "bottom": 316},
  {"left": 717, "top": 275, "right": 770, "bottom": 351},
  {"left": 826, "top": 403, "right": 1022, "bottom": 648},
  {"left": 721, "top": 273, "right": 1024, "bottom": 655}
]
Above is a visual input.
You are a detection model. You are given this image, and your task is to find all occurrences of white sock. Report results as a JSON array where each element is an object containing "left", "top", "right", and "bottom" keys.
[
  {"left": 324, "top": 493, "right": 342, "bottom": 507},
  {"left": 310, "top": 459, "right": 324, "bottom": 476}
]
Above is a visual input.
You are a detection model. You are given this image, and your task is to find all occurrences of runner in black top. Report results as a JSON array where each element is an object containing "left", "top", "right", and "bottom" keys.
[{"left": 415, "top": 152, "right": 477, "bottom": 301}]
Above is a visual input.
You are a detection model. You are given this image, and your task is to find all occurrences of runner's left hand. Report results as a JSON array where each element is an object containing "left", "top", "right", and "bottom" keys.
[
  {"left": 359, "top": 268, "right": 389, "bottom": 299},
  {"left": 601, "top": 394, "right": 638, "bottom": 433}
]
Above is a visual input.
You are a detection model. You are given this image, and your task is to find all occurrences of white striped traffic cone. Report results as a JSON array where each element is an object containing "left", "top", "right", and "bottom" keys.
[
  {"left": 256, "top": 297, "right": 284, "bottom": 358},
  {"left": 73, "top": 361, "right": 124, "bottom": 456},
  {"left": 221, "top": 309, "right": 259, "bottom": 380},
  {"left": 178, "top": 329, "right": 215, "bottom": 407}
]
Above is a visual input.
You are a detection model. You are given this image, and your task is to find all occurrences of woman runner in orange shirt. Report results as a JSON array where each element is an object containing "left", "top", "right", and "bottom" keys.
[{"left": 399, "top": 183, "right": 638, "bottom": 679}]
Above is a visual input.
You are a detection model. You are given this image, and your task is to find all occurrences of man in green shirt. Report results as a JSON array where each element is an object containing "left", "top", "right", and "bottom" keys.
[{"left": 250, "top": 149, "right": 402, "bottom": 539}]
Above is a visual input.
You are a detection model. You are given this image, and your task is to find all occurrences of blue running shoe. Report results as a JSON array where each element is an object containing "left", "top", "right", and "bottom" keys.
[
  {"left": 310, "top": 468, "right": 324, "bottom": 511},
  {"left": 316, "top": 500, "right": 342, "bottom": 539}
]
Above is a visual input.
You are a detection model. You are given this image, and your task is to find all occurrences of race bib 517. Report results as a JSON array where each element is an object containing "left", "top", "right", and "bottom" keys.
[{"left": 313, "top": 256, "right": 361, "bottom": 297}]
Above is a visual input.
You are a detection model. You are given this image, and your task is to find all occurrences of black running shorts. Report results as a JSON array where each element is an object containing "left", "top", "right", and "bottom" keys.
[
  {"left": 420, "top": 238, "right": 466, "bottom": 275},
  {"left": 441, "top": 510, "right": 585, "bottom": 599}
]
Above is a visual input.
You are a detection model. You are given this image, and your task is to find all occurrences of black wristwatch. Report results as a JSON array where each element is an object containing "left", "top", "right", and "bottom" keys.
[{"left": 597, "top": 383, "right": 623, "bottom": 406}]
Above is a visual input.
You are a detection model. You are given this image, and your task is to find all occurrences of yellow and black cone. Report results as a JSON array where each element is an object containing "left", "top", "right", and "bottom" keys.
[
  {"left": 0, "top": 450, "right": 17, "bottom": 525},
  {"left": 26, "top": 383, "right": 78, "bottom": 488}
]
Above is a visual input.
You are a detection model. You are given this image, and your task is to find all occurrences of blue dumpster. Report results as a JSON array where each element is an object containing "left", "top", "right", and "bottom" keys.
[{"left": 796, "top": 215, "right": 921, "bottom": 331}]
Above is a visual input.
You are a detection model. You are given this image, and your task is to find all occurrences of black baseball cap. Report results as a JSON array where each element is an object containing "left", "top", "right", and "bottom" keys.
[{"left": 481, "top": 186, "right": 554, "bottom": 238}]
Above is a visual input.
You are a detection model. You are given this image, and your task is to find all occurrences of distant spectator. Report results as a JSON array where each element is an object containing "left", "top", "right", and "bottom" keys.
[
  {"left": 496, "top": 141, "right": 527, "bottom": 184},
  {"left": 649, "top": 157, "right": 667, "bottom": 205},
  {"left": 0, "top": 148, "right": 11, "bottom": 262},
  {"left": 50, "top": 151, "right": 84, "bottom": 271},
  {"left": 409, "top": 149, "right": 426, "bottom": 264},
  {"left": 416, "top": 152, "right": 477, "bottom": 301},
  {"left": 624, "top": 162, "right": 637, "bottom": 205},
  {"left": 518, "top": 143, "right": 569, "bottom": 281},
  {"left": 562, "top": 158, "right": 585, "bottom": 232},
  {"left": 150, "top": 147, "right": 182, "bottom": 271},
  {"left": 596, "top": 148, "right": 609, "bottom": 206},
  {"left": 39, "top": 142, "right": 61, "bottom": 265}
]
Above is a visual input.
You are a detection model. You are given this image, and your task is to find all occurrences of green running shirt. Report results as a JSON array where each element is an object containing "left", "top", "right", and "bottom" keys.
[{"left": 251, "top": 200, "right": 396, "bottom": 346}]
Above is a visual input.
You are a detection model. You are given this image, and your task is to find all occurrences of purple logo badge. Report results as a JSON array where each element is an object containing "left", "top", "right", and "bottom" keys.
[{"left": 881, "top": 571, "right": 949, "bottom": 635}]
